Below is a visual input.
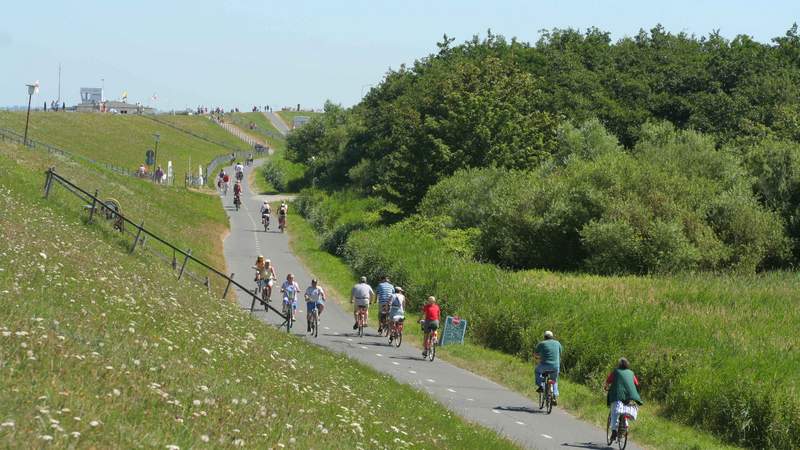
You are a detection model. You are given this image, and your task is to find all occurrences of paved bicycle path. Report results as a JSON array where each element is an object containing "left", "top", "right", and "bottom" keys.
[
  {"left": 263, "top": 111, "right": 290, "bottom": 136},
  {"left": 220, "top": 161, "right": 640, "bottom": 450}
]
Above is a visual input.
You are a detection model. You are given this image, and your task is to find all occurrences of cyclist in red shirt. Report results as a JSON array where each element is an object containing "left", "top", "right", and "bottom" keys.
[{"left": 421, "top": 296, "right": 440, "bottom": 358}]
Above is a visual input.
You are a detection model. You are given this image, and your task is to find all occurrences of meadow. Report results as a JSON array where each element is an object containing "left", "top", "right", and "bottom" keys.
[
  {"left": 0, "top": 140, "right": 516, "bottom": 449},
  {"left": 0, "top": 111, "right": 249, "bottom": 176},
  {"left": 343, "top": 225, "right": 800, "bottom": 449},
  {"left": 276, "top": 110, "right": 322, "bottom": 130}
]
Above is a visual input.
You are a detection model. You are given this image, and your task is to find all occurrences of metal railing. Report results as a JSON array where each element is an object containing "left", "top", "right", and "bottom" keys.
[{"left": 43, "top": 167, "right": 291, "bottom": 332}]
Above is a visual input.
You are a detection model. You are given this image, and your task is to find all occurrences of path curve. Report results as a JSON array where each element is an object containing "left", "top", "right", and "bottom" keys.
[{"left": 219, "top": 161, "right": 641, "bottom": 450}]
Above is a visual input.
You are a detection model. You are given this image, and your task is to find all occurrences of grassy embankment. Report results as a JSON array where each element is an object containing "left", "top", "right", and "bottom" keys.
[
  {"left": 285, "top": 203, "right": 743, "bottom": 450},
  {"left": 0, "top": 111, "right": 250, "bottom": 176},
  {"left": 276, "top": 110, "right": 322, "bottom": 130},
  {"left": 0, "top": 140, "right": 517, "bottom": 449},
  {"left": 227, "top": 112, "right": 286, "bottom": 150}
]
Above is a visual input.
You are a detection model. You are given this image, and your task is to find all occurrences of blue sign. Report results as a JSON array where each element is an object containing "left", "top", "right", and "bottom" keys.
[
  {"left": 145, "top": 149, "right": 155, "bottom": 165},
  {"left": 440, "top": 315, "right": 467, "bottom": 346}
]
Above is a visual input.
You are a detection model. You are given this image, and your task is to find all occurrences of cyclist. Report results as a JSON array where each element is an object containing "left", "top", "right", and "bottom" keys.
[
  {"left": 253, "top": 256, "right": 276, "bottom": 300},
  {"left": 235, "top": 161, "right": 244, "bottom": 180},
  {"left": 421, "top": 296, "right": 440, "bottom": 358},
  {"left": 388, "top": 286, "right": 405, "bottom": 343},
  {"left": 222, "top": 172, "right": 230, "bottom": 195},
  {"left": 260, "top": 201, "right": 271, "bottom": 229},
  {"left": 280, "top": 273, "right": 300, "bottom": 321},
  {"left": 278, "top": 202, "right": 288, "bottom": 231},
  {"left": 350, "top": 276, "right": 375, "bottom": 330},
  {"left": 534, "top": 330, "right": 563, "bottom": 406},
  {"left": 375, "top": 275, "right": 394, "bottom": 333},
  {"left": 304, "top": 279, "right": 327, "bottom": 332},
  {"left": 605, "top": 357, "right": 643, "bottom": 443}
]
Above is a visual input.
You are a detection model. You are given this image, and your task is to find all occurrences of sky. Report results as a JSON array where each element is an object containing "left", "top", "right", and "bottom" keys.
[{"left": 2, "top": 0, "right": 799, "bottom": 111}]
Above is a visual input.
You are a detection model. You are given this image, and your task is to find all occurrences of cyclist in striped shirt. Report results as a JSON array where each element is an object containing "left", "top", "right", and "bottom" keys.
[{"left": 375, "top": 275, "right": 394, "bottom": 333}]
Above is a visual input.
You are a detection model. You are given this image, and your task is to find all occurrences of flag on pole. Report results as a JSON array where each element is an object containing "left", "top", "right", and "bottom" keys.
[
  {"left": 33, "top": 81, "right": 40, "bottom": 94},
  {"left": 122, "top": 91, "right": 128, "bottom": 102}
]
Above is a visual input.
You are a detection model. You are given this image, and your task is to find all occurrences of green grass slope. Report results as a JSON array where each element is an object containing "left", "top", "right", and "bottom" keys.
[
  {"left": 0, "top": 142, "right": 515, "bottom": 449},
  {"left": 277, "top": 110, "right": 322, "bottom": 130},
  {"left": 227, "top": 112, "right": 287, "bottom": 151},
  {"left": 0, "top": 111, "right": 249, "bottom": 175},
  {"left": 0, "top": 141, "right": 226, "bottom": 270}
]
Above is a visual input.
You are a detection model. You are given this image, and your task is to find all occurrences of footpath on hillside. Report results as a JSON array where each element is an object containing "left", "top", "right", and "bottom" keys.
[
  {"left": 263, "top": 111, "right": 290, "bottom": 136},
  {"left": 217, "top": 161, "right": 641, "bottom": 450}
]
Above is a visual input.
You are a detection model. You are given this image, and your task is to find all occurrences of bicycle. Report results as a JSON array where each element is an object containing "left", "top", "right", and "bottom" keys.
[
  {"left": 607, "top": 403, "right": 636, "bottom": 449},
  {"left": 282, "top": 300, "right": 294, "bottom": 330},
  {"left": 234, "top": 194, "right": 241, "bottom": 211},
  {"left": 278, "top": 214, "right": 286, "bottom": 233},
  {"left": 379, "top": 304, "right": 391, "bottom": 337},
  {"left": 356, "top": 305, "right": 367, "bottom": 337},
  {"left": 421, "top": 321, "right": 438, "bottom": 361},
  {"left": 389, "top": 317, "right": 403, "bottom": 347},
  {"left": 538, "top": 371, "right": 556, "bottom": 414},
  {"left": 262, "top": 213, "right": 270, "bottom": 231},
  {"left": 307, "top": 303, "right": 320, "bottom": 338}
]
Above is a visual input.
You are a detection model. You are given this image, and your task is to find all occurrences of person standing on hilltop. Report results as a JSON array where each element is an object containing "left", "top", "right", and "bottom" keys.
[{"left": 534, "top": 330, "right": 563, "bottom": 405}]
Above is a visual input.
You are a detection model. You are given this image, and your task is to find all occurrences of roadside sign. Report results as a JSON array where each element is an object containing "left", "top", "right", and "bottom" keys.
[
  {"left": 440, "top": 315, "right": 467, "bottom": 346},
  {"left": 145, "top": 149, "right": 155, "bottom": 165}
]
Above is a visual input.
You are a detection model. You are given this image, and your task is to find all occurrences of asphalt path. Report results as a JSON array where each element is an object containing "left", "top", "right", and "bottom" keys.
[
  {"left": 219, "top": 161, "right": 641, "bottom": 450},
  {"left": 263, "top": 111, "right": 290, "bottom": 136}
]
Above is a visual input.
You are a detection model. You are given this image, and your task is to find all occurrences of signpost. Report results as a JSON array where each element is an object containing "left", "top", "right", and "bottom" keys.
[{"left": 440, "top": 315, "right": 467, "bottom": 346}]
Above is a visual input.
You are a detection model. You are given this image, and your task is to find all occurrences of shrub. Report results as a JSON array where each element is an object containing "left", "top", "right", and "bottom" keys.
[{"left": 262, "top": 155, "right": 306, "bottom": 192}]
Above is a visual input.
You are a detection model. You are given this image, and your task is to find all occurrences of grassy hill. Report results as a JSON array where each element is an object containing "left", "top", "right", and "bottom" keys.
[
  {"left": 227, "top": 112, "right": 287, "bottom": 151},
  {"left": 0, "top": 141, "right": 515, "bottom": 449},
  {"left": 277, "top": 110, "right": 322, "bottom": 130},
  {"left": 0, "top": 111, "right": 249, "bottom": 176}
]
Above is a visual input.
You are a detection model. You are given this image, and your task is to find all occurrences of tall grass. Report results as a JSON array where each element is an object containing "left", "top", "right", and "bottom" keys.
[{"left": 343, "top": 225, "right": 800, "bottom": 449}]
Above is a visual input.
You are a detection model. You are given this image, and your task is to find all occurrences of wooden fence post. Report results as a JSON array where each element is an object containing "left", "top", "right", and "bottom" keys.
[
  {"left": 87, "top": 190, "right": 98, "bottom": 224},
  {"left": 43, "top": 168, "right": 54, "bottom": 198},
  {"left": 204, "top": 276, "right": 210, "bottom": 294},
  {"left": 222, "top": 273, "right": 235, "bottom": 300},
  {"left": 177, "top": 250, "right": 192, "bottom": 280},
  {"left": 172, "top": 249, "right": 177, "bottom": 270},
  {"left": 129, "top": 220, "right": 145, "bottom": 254}
]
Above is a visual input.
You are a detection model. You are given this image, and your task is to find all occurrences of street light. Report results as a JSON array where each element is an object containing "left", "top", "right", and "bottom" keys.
[
  {"left": 152, "top": 133, "right": 161, "bottom": 182},
  {"left": 23, "top": 82, "right": 39, "bottom": 145}
]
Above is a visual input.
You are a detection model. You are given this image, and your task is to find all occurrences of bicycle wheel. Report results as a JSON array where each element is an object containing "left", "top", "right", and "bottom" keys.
[
  {"left": 395, "top": 331, "right": 402, "bottom": 347},
  {"left": 546, "top": 384, "right": 553, "bottom": 414},
  {"left": 606, "top": 414, "right": 613, "bottom": 445},
  {"left": 428, "top": 338, "right": 436, "bottom": 361},
  {"left": 538, "top": 389, "right": 545, "bottom": 410},
  {"left": 617, "top": 418, "right": 628, "bottom": 450},
  {"left": 313, "top": 311, "right": 319, "bottom": 338}
]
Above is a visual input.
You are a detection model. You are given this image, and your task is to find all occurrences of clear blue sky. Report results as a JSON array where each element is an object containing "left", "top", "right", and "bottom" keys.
[{"left": 2, "top": 0, "right": 799, "bottom": 111}]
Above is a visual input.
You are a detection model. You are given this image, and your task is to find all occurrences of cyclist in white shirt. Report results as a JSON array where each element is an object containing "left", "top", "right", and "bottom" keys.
[
  {"left": 281, "top": 273, "right": 300, "bottom": 321},
  {"left": 304, "top": 279, "right": 327, "bottom": 332}
]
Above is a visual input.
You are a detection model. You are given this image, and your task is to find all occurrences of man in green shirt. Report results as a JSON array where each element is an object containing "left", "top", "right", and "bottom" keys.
[{"left": 534, "top": 330, "right": 562, "bottom": 404}]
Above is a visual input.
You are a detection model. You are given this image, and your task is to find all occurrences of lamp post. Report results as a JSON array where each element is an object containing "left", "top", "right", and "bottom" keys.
[
  {"left": 23, "top": 83, "right": 37, "bottom": 145},
  {"left": 152, "top": 133, "right": 161, "bottom": 182}
]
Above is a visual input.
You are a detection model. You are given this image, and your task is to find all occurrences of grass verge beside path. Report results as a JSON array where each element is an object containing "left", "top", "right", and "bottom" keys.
[
  {"left": 0, "top": 142, "right": 517, "bottom": 449},
  {"left": 286, "top": 207, "right": 740, "bottom": 450}
]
